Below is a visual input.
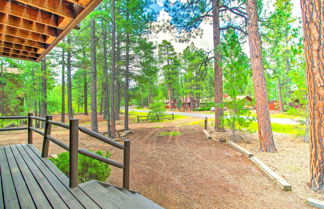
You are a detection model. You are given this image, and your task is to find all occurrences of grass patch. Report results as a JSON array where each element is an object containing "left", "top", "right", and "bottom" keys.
[
  {"left": 159, "top": 131, "right": 182, "bottom": 136},
  {"left": 246, "top": 122, "right": 305, "bottom": 136}
]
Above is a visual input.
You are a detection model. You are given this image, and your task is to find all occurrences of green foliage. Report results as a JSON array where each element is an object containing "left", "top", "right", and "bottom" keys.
[
  {"left": 159, "top": 131, "right": 182, "bottom": 136},
  {"left": 148, "top": 100, "right": 166, "bottom": 117},
  {"left": 221, "top": 30, "right": 252, "bottom": 138},
  {"left": 50, "top": 151, "right": 112, "bottom": 183},
  {"left": 247, "top": 122, "right": 305, "bottom": 136}
]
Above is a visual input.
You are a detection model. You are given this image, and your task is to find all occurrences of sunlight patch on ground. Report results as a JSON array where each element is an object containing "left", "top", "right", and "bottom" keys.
[{"left": 159, "top": 131, "right": 182, "bottom": 136}]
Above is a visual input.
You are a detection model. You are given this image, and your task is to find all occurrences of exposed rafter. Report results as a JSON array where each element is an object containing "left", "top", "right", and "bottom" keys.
[{"left": 0, "top": 0, "right": 101, "bottom": 62}]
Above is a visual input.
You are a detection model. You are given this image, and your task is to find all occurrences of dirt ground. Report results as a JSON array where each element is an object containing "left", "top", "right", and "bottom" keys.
[
  {"left": 231, "top": 131, "right": 323, "bottom": 202},
  {"left": 0, "top": 116, "right": 314, "bottom": 209}
]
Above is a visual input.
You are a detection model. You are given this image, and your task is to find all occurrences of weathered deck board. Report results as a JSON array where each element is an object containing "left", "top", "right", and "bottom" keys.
[
  {"left": 27, "top": 144, "right": 101, "bottom": 209},
  {"left": 79, "top": 181, "right": 119, "bottom": 209},
  {"left": 16, "top": 144, "right": 69, "bottom": 209},
  {"left": 21, "top": 145, "right": 84, "bottom": 209},
  {"left": 5, "top": 146, "right": 36, "bottom": 209},
  {"left": 0, "top": 144, "right": 163, "bottom": 209},
  {"left": 0, "top": 147, "right": 20, "bottom": 208},
  {"left": 0, "top": 168, "right": 3, "bottom": 209},
  {"left": 10, "top": 145, "right": 53, "bottom": 209}
]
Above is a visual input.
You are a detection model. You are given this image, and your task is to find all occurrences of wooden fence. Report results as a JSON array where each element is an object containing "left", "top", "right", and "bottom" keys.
[{"left": 0, "top": 114, "right": 130, "bottom": 189}]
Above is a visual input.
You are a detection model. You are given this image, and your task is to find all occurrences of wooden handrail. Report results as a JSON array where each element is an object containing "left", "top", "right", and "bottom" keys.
[
  {"left": 79, "top": 126, "right": 124, "bottom": 149},
  {"left": 0, "top": 127, "right": 28, "bottom": 131},
  {"left": 30, "top": 116, "right": 46, "bottom": 122},
  {"left": 1, "top": 113, "right": 131, "bottom": 189},
  {"left": 79, "top": 149, "right": 124, "bottom": 168},
  {"left": 48, "top": 120, "right": 70, "bottom": 129},
  {"left": 0, "top": 116, "right": 28, "bottom": 119}
]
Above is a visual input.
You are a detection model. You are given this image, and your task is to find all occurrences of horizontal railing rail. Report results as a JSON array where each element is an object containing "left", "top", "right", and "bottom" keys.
[
  {"left": 0, "top": 116, "right": 28, "bottom": 120},
  {"left": 0, "top": 113, "right": 131, "bottom": 189},
  {"left": 29, "top": 127, "right": 44, "bottom": 136},
  {"left": 30, "top": 116, "right": 46, "bottom": 122},
  {"left": 79, "top": 126, "right": 125, "bottom": 149},
  {"left": 0, "top": 116, "right": 28, "bottom": 132},
  {"left": 48, "top": 120, "right": 70, "bottom": 129},
  {"left": 28, "top": 114, "right": 129, "bottom": 189}
]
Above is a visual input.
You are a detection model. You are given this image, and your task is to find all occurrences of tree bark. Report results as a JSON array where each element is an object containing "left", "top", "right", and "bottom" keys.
[
  {"left": 212, "top": 0, "right": 224, "bottom": 132},
  {"left": 300, "top": 0, "right": 324, "bottom": 192},
  {"left": 41, "top": 59, "right": 47, "bottom": 127},
  {"left": 83, "top": 67, "right": 88, "bottom": 115},
  {"left": 102, "top": 25, "right": 111, "bottom": 137},
  {"left": 90, "top": 18, "right": 98, "bottom": 132},
  {"left": 61, "top": 47, "right": 66, "bottom": 123},
  {"left": 110, "top": 0, "right": 117, "bottom": 137},
  {"left": 278, "top": 79, "right": 284, "bottom": 112},
  {"left": 67, "top": 37, "right": 73, "bottom": 119},
  {"left": 246, "top": 0, "right": 276, "bottom": 152},
  {"left": 124, "top": 0, "right": 130, "bottom": 131}
]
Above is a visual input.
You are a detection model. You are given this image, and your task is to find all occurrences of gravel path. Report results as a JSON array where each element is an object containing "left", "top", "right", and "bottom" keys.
[{"left": 130, "top": 109, "right": 303, "bottom": 125}]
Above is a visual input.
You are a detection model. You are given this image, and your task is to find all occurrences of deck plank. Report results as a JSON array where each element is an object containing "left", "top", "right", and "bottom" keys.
[
  {"left": 0, "top": 162, "right": 4, "bottom": 209},
  {"left": 27, "top": 144, "right": 101, "bottom": 209},
  {"left": 10, "top": 145, "right": 52, "bottom": 209},
  {"left": 79, "top": 181, "right": 120, "bottom": 209},
  {"left": 16, "top": 144, "right": 69, "bottom": 209},
  {"left": 22, "top": 145, "right": 85, "bottom": 209},
  {"left": 0, "top": 146, "right": 20, "bottom": 208},
  {"left": 5, "top": 146, "right": 36, "bottom": 209}
]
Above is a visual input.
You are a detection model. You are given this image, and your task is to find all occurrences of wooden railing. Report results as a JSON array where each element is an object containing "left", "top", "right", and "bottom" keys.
[
  {"left": 0, "top": 113, "right": 130, "bottom": 189},
  {"left": 137, "top": 114, "right": 175, "bottom": 123}
]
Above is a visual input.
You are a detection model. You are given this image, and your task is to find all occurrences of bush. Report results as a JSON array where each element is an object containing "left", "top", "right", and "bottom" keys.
[
  {"left": 50, "top": 151, "right": 112, "bottom": 183},
  {"left": 148, "top": 100, "right": 166, "bottom": 120}
]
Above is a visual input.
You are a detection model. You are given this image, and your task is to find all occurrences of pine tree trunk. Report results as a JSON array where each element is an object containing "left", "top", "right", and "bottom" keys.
[
  {"left": 83, "top": 55, "right": 88, "bottom": 116},
  {"left": 67, "top": 37, "right": 73, "bottom": 119},
  {"left": 41, "top": 59, "right": 47, "bottom": 127},
  {"left": 212, "top": 0, "right": 224, "bottom": 132},
  {"left": 61, "top": 48, "right": 66, "bottom": 123},
  {"left": 102, "top": 26, "right": 111, "bottom": 137},
  {"left": 110, "top": 0, "right": 117, "bottom": 137},
  {"left": 300, "top": 0, "right": 324, "bottom": 192},
  {"left": 278, "top": 79, "right": 284, "bottom": 112},
  {"left": 90, "top": 18, "right": 98, "bottom": 132},
  {"left": 116, "top": 79, "right": 121, "bottom": 120},
  {"left": 246, "top": 0, "right": 276, "bottom": 152},
  {"left": 124, "top": 0, "right": 130, "bottom": 131}
]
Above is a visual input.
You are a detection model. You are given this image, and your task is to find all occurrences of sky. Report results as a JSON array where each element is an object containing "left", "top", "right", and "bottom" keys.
[{"left": 149, "top": 0, "right": 302, "bottom": 54}]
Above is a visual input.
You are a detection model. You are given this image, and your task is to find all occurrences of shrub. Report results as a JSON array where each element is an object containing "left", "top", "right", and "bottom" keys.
[
  {"left": 50, "top": 151, "right": 112, "bottom": 183},
  {"left": 148, "top": 99, "right": 166, "bottom": 121}
]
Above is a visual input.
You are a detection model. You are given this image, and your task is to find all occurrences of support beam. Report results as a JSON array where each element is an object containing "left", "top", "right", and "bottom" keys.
[
  {"left": 37, "top": 0, "right": 103, "bottom": 61},
  {"left": 65, "top": 0, "right": 89, "bottom": 7},
  {"left": 0, "top": 34, "right": 47, "bottom": 49},
  {"left": 0, "top": 0, "right": 60, "bottom": 29},
  {"left": 0, "top": 48, "right": 39, "bottom": 58},
  {"left": 0, "top": 24, "right": 47, "bottom": 43},
  {"left": 14, "top": 0, "right": 75, "bottom": 18},
  {"left": 0, "top": 41, "right": 40, "bottom": 53},
  {"left": 0, "top": 13, "right": 60, "bottom": 43},
  {"left": 0, "top": 52, "right": 37, "bottom": 61}
]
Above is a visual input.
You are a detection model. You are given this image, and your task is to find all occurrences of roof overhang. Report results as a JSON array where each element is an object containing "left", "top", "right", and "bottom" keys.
[{"left": 0, "top": 0, "right": 102, "bottom": 62}]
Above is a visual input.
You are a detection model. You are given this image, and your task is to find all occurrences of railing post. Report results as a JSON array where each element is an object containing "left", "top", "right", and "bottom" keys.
[
  {"left": 172, "top": 114, "right": 175, "bottom": 120},
  {"left": 42, "top": 116, "right": 53, "bottom": 158},
  {"left": 123, "top": 140, "right": 130, "bottom": 189},
  {"left": 137, "top": 115, "right": 139, "bottom": 123},
  {"left": 156, "top": 115, "right": 159, "bottom": 122},
  {"left": 204, "top": 117, "right": 208, "bottom": 130},
  {"left": 28, "top": 113, "right": 33, "bottom": 144},
  {"left": 69, "top": 119, "right": 79, "bottom": 188}
]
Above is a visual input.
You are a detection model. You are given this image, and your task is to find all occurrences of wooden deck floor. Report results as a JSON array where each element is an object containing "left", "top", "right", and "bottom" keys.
[{"left": 0, "top": 144, "right": 163, "bottom": 209}]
